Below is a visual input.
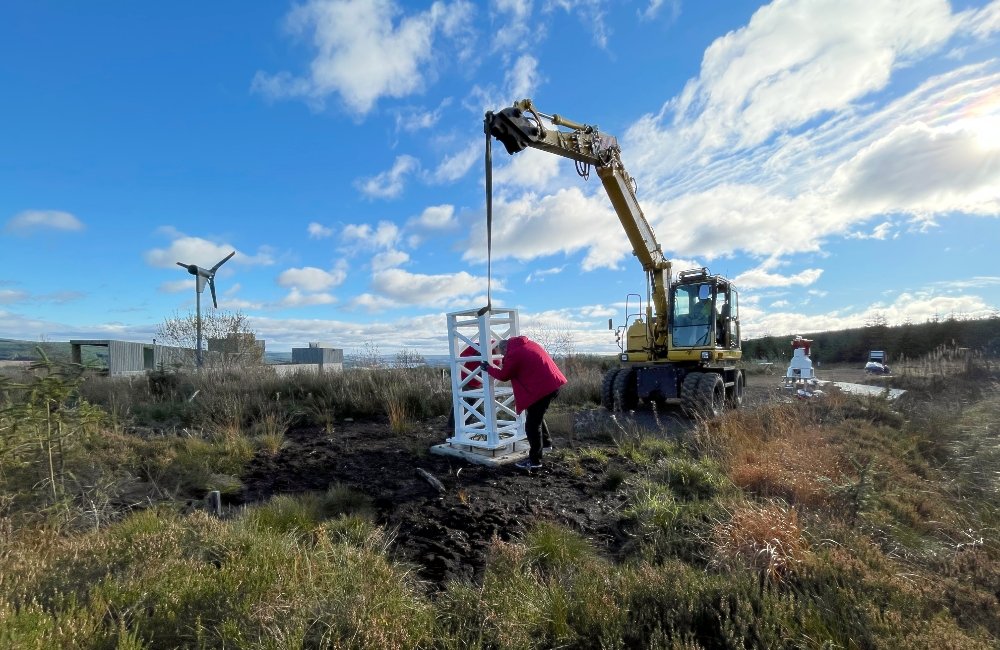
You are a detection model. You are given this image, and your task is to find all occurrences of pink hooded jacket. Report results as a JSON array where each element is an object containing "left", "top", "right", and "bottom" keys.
[{"left": 485, "top": 336, "right": 567, "bottom": 413}]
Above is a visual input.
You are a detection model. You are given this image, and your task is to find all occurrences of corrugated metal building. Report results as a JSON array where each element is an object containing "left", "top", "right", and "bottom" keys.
[{"left": 70, "top": 340, "right": 193, "bottom": 376}]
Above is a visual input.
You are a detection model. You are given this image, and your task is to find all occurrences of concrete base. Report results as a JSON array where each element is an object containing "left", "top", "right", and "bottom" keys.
[
  {"left": 430, "top": 440, "right": 530, "bottom": 467},
  {"left": 830, "top": 381, "right": 906, "bottom": 401}
]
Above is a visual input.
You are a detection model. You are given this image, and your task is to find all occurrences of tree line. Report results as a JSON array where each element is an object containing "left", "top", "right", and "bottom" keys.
[{"left": 742, "top": 314, "right": 1000, "bottom": 364}]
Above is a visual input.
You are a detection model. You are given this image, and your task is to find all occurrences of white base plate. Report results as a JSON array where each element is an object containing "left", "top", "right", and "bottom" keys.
[{"left": 429, "top": 440, "right": 530, "bottom": 467}]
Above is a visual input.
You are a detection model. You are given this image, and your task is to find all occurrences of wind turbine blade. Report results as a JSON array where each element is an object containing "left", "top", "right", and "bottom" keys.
[
  {"left": 209, "top": 278, "right": 218, "bottom": 308},
  {"left": 211, "top": 251, "right": 236, "bottom": 273},
  {"left": 177, "top": 262, "right": 188, "bottom": 269}
]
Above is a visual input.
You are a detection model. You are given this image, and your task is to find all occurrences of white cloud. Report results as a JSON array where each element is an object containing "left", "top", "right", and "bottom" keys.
[
  {"left": 0, "top": 289, "right": 28, "bottom": 304},
  {"left": 348, "top": 292, "right": 400, "bottom": 312},
  {"left": 525, "top": 266, "right": 565, "bottom": 282},
  {"left": 847, "top": 221, "right": 896, "bottom": 240},
  {"left": 613, "top": 53, "right": 1000, "bottom": 269},
  {"left": 410, "top": 204, "right": 456, "bottom": 229},
  {"left": 146, "top": 237, "right": 239, "bottom": 269},
  {"left": 578, "top": 304, "right": 617, "bottom": 318},
  {"left": 277, "top": 263, "right": 348, "bottom": 291},
  {"left": 672, "top": 0, "right": 956, "bottom": 153},
  {"left": 508, "top": 54, "right": 541, "bottom": 101},
  {"left": 490, "top": 0, "right": 539, "bottom": 55},
  {"left": 394, "top": 97, "right": 453, "bottom": 132},
  {"left": 342, "top": 221, "right": 400, "bottom": 250},
  {"left": 281, "top": 288, "right": 337, "bottom": 307},
  {"left": 835, "top": 121, "right": 1000, "bottom": 217},
  {"left": 733, "top": 265, "right": 823, "bottom": 290},
  {"left": 159, "top": 279, "right": 194, "bottom": 294},
  {"left": 239, "top": 247, "right": 277, "bottom": 267},
  {"left": 963, "top": 0, "right": 1000, "bottom": 39},
  {"left": 406, "top": 204, "right": 458, "bottom": 248},
  {"left": 464, "top": 53, "right": 542, "bottom": 116},
  {"left": 646, "top": 185, "right": 831, "bottom": 260},
  {"left": 545, "top": 0, "right": 611, "bottom": 48},
  {"left": 356, "top": 154, "right": 419, "bottom": 198},
  {"left": 371, "top": 249, "right": 410, "bottom": 270},
  {"left": 493, "top": 146, "right": 562, "bottom": 189},
  {"left": 931, "top": 276, "right": 1000, "bottom": 290},
  {"left": 222, "top": 298, "right": 266, "bottom": 311},
  {"left": 462, "top": 187, "right": 630, "bottom": 270},
  {"left": 429, "top": 141, "right": 479, "bottom": 183},
  {"left": 5, "top": 210, "right": 84, "bottom": 234},
  {"left": 371, "top": 267, "right": 491, "bottom": 306},
  {"left": 308, "top": 222, "right": 334, "bottom": 238},
  {"left": 640, "top": 0, "right": 681, "bottom": 22},
  {"left": 252, "top": 0, "right": 476, "bottom": 115}
]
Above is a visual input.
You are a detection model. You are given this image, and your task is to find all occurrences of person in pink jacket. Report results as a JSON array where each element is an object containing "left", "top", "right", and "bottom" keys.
[{"left": 482, "top": 336, "right": 567, "bottom": 470}]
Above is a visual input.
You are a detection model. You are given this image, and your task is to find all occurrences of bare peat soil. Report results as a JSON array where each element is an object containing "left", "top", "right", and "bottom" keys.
[
  {"left": 235, "top": 374, "right": 790, "bottom": 590},
  {"left": 238, "top": 415, "right": 635, "bottom": 589}
]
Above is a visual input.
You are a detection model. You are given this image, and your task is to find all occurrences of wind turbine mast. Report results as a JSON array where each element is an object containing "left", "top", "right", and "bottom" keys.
[{"left": 176, "top": 251, "right": 236, "bottom": 368}]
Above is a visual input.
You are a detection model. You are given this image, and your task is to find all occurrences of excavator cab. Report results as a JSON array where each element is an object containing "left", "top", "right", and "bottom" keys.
[{"left": 669, "top": 269, "right": 740, "bottom": 352}]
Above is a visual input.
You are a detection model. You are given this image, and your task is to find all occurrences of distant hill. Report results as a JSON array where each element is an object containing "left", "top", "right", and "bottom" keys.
[
  {"left": 264, "top": 351, "right": 292, "bottom": 364},
  {"left": 0, "top": 339, "right": 73, "bottom": 362}
]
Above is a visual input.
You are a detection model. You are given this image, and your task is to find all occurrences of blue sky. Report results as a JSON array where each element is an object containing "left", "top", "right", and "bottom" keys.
[{"left": 2, "top": 0, "right": 999, "bottom": 355}]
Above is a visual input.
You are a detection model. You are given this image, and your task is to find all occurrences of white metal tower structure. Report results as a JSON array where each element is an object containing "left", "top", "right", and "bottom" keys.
[{"left": 431, "top": 307, "right": 527, "bottom": 465}]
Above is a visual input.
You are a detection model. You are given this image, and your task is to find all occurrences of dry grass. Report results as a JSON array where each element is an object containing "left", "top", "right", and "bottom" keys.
[
  {"left": 694, "top": 402, "right": 844, "bottom": 508},
  {"left": 728, "top": 426, "right": 844, "bottom": 507},
  {"left": 710, "top": 499, "right": 812, "bottom": 582},
  {"left": 895, "top": 344, "right": 995, "bottom": 379}
]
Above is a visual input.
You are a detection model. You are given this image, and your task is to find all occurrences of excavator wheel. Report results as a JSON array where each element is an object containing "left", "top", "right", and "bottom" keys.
[
  {"left": 680, "top": 371, "right": 703, "bottom": 416},
  {"left": 695, "top": 373, "right": 725, "bottom": 419},
  {"left": 612, "top": 367, "right": 638, "bottom": 412},
  {"left": 600, "top": 368, "right": 621, "bottom": 410},
  {"left": 727, "top": 371, "right": 745, "bottom": 409}
]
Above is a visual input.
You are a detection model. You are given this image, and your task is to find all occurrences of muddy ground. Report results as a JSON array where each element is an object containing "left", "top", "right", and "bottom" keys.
[{"left": 237, "top": 365, "right": 881, "bottom": 590}]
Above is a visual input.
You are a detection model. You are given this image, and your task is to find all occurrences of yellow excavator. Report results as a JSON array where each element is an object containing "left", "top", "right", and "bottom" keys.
[{"left": 485, "top": 98, "right": 744, "bottom": 416}]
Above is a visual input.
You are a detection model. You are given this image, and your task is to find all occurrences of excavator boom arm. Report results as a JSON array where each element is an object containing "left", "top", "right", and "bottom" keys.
[
  {"left": 487, "top": 98, "right": 671, "bottom": 350},
  {"left": 487, "top": 99, "right": 669, "bottom": 275}
]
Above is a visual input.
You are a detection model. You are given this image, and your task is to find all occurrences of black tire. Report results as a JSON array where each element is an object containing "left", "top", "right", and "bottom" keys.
[
  {"left": 727, "top": 371, "right": 745, "bottom": 409},
  {"left": 680, "top": 371, "right": 703, "bottom": 415},
  {"left": 601, "top": 368, "right": 621, "bottom": 410},
  {"left": 612, "top": 367, "right": 638, "bottom": 411},
  {"left": 695, "top": 373, "right": 725, "bottom": 419}
]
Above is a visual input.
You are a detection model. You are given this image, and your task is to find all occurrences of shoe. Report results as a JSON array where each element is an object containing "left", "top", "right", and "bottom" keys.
[
  {"left": 514, "top": 459, "right": 543, "bottom": 470},
  {"left": 542, "top": 443, "right": 554, "bottom": 451}
]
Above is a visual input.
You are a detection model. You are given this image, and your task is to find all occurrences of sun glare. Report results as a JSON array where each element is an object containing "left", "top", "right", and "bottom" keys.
[{"left": 969, "top": 116, "right": 1000, "bottom": 150}]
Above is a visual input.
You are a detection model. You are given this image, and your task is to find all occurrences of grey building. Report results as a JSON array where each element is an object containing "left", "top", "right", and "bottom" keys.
[
  {"left": 70, "top": 340, "right": 192, "bottom": 376},
  {"left": 291, "top": 342, "right": 344, "bottom": 372}
]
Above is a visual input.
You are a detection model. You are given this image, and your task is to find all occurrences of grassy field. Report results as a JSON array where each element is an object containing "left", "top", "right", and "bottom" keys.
[{"left": 0, "top": 353, "right": 997, "bottom": 648}]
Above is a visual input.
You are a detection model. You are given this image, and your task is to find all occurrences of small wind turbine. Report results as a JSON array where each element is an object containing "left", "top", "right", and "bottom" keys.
[{"left": 176, "top": 251, "right": 235, "bottom": 368}]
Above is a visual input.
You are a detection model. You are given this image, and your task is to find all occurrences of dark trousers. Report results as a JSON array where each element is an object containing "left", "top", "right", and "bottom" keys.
[{"left": 524, "top": 390, "right": 558, "bottom": 464}]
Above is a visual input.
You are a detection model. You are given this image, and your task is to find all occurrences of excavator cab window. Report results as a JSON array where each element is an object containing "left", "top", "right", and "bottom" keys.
[{"left": 671, "top": 282, "right": 714, "bottom": 347}]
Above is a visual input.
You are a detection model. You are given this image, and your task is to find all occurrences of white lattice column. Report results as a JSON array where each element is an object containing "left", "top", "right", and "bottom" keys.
[{"left": 442, "top": 307, "right": 525, "bottom": 455}]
